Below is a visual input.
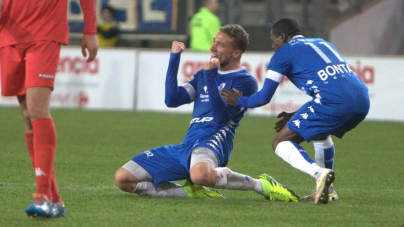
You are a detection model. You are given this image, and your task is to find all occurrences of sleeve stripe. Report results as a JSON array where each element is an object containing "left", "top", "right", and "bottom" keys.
[
  {"left": 181, "top": 83, "right": 195, "bottom": 101},
  {"left": 266, "top": 70, "right": 285, "bottom": 83}
]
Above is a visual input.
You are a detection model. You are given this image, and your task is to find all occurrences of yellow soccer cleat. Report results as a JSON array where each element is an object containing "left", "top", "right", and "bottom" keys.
[
  {"left": 182, "top": 180, "right": 225, "bottom": 199},
  {"left": 259, "top": 174, "right": 299, "bottom": 202}
]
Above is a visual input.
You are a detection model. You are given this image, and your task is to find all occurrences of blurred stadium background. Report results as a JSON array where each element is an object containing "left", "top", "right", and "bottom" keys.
[
  {"left": 69, "top": 0, "right": 404, "bottom": 55},
  {"left": 1, "top": 0, "right": 403, "bottom": 121}
]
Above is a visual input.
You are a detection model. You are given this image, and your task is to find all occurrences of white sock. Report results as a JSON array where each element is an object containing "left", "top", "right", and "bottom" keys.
[
  {"left": 134, "top": 181, "right": 187, "bottom": 197},
  {"left": 214, "top": 167, "right": 262, "bottom": 194},
  {"left": 275, "top": 141, "right": 322, "bottom": 179},
  {"left": 314, "top": 137, "right": 335, "bottom": 191},
  {"left": 314, "top": 136, "right": 335, "bottom": 169}
]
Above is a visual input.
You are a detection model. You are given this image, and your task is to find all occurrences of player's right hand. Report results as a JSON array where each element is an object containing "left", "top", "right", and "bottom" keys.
[
  {"left": 221, "top": 88, "right": 242, "bottom": 107},
  {"left": 202, "top": 57, "right": 219, "bottom": 70},
  {"left": 171, "top": 41, "right": 185, "bottom": 53},
  {"left": 81, "top": 34, "right": 99, "bottom": 62}
]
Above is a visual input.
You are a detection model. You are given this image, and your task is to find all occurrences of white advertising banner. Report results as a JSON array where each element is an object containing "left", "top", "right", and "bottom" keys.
[
  {"left": 1, "top": 48, "right": 403, "bottom": 121},
  {"left": 345, "top": 56, "right": 404, "bottom": 121},
  {"left": 136, "top": 50, "right": 401, "bottom": 121},
  {"left": 0, "top": 47, "right": 137, "bottom": 110}
]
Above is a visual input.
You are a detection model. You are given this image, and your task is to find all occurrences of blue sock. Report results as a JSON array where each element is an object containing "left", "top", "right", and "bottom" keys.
[
  {"left": 291, "top": 142, "right": 314, "bottom": 164},
  {"left": 324, "top": 146, "right": 335, "bottom": 169}
]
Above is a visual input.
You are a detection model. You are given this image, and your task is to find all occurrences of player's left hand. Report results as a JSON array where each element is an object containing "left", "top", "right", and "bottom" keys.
[
  {"left": 221, "top": 88, "right": 243, "bottom": 107},
  {"left": 81, "top": 34, "right": 99, "bottom": 62},
  {"left": 275, "top": 111, "right": 295, "bottom": 132}
]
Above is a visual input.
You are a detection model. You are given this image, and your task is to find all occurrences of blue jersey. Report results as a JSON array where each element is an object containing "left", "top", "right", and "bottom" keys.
[
  {"left": 234, "top": 36, "right": 370, "bottom": 141},
  {"left": 268, "top": 35, "right": 369, "bottom": 114},
  {"left": 182, "top": 67, "right": 257, "bottom": 161},
  {"left": 133, "top": 53, "right": 257, "bottom": 185}
]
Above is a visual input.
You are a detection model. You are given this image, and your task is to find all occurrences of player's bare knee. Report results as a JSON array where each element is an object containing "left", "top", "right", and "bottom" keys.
[
  {"left": 190, "top": 169, "right": 215, "bottom": 187},
  {"left": 114, "top": 168, "right": 130, "bottom": 190}
]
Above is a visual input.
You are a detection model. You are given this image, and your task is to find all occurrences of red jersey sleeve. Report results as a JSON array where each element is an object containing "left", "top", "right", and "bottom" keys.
[{"left": 79, "top": 0, "right": 97, "bottom": 35}]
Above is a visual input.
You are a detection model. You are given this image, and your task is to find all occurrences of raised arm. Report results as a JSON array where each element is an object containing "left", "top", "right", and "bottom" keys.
[{"left": 165, "top": 41, "right": 192, "bottom": 107}]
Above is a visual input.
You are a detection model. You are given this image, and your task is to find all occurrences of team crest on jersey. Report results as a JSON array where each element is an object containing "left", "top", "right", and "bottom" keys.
[{"left": 218, "top": 83, "right": 226, "bottom": 90}]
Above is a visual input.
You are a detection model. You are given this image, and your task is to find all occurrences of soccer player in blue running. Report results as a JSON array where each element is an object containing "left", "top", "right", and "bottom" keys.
[
  {"left": 221, "top": 18, "right": 370, "bottom": 204},
  {"left": 114, "top": 24, "right": 299, "bottom": 202}
]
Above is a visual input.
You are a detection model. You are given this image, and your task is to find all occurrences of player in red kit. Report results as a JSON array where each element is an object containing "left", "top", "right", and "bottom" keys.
[{"left": 0, "top": 0, "right": 98, "bottom": 218}]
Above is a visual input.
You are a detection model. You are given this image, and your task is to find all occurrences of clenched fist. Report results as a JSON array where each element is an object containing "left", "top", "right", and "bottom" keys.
[{"left": 171, "top": 41, "right": 186, "bottom": 53}]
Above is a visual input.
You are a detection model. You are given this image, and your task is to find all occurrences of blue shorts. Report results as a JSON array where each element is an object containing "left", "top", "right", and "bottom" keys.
[
  {"left": 287, "top": 100, "right": 369, "bottom": 142},
  {"left": 132, "top": 141, "right": 229, "bottom": 186}
]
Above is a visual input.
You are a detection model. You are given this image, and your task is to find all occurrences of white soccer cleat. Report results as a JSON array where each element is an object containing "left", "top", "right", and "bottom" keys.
[
  {"left": 301, "top": 189, "right": 339, "bottom": 202},
  {"left": 313, "top": 169, "right": 336, "bottom": 204}
]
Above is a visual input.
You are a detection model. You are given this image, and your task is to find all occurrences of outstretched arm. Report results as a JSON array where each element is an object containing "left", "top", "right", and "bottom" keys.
[
  {"left": 165, "top": 41, "right": 192, "bottom": 107},
  {"left": 222, "top": 78, "right": 279, "bottom": 108}
]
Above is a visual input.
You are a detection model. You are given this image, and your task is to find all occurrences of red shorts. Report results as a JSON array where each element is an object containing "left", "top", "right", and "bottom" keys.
[{"left": 0, "top": 41, "right": 61, "bottom": 96}]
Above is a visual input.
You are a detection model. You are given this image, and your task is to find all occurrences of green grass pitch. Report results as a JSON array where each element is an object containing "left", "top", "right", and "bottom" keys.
[{"left": 0, "top": 107, "right": 403, "bottom": 227}]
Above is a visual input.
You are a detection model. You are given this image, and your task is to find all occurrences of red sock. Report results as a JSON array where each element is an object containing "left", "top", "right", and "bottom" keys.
[
  {"left": 25, "top": 132, "right": 35, "bottom": 167},
  {"left": 51, "top": 168, "right": 63, "bottom": 205},
  {"left": 32, "top": 118, "right": 56, "bottom": 199},
  {"left": 26, "top": 130, "right": 63, "bottom": 204},
  {"left": 27, "top": 131, "right": 64, "bottom": 204}
]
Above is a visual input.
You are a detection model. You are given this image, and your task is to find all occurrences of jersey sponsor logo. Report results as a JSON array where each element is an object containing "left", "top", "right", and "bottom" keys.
[
  {"left": 317, "top": 63, "right": 353, "bottom": 83},
  {"left": 190, "top": 117, "right": 213, "bottom": 124},
  {"left": 199, "top": 83, "right": 226, "bottom": 103},
  {"left": 200, "top": 86, "right": 209, "bottom": 102},
  {"left": 200, "top": 94, "right": 209, "bottom": 102},
  {"left": 39, "top": 74, "right": 55, "bottom": 79}
]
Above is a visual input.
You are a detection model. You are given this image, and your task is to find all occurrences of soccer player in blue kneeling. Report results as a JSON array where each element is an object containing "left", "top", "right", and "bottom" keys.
[
  {"left": 221, "top": 18, "right": 370, "bottom": 204},
  {"left": 115, "top": 24, "right": 299, "bottom": 202}
]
